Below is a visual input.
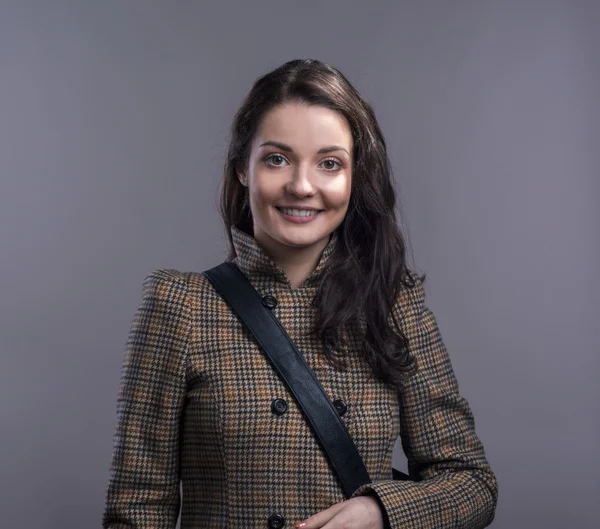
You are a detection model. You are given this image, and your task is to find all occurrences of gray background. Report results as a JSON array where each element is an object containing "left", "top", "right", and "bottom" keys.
[{"left": 1, "top": 1, "right": 598, "bottom": 528}]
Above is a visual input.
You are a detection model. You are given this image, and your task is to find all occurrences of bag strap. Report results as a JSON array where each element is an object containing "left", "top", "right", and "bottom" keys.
[{"left": 203, "top": 261, "right": 371, "bottom": 497}]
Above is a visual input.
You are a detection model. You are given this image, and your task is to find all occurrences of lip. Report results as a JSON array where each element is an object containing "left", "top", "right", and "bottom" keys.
[
  {"left": 277, "top": 206, "right": 324, "bottom": 211},
  {"left": 276, "top": 206, "right": 323, "bottom": 223}
]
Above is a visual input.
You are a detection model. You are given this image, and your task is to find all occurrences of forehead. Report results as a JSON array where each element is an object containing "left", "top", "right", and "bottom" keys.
[{"left": 254, "top": 102, "right": 352, "bottom": 151}]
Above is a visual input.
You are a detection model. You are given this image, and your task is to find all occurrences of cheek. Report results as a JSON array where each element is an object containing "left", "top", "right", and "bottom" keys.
[
  {"left": 323, "top": 177, "right": 352, "bottom": 207},
  {"left": 248, "top": 173, "right": 280, "bottom": 207}
]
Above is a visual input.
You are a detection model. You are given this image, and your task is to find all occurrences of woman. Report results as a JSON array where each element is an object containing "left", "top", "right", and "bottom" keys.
[{"left": 102, "top": 59, "right": 498, "bottom": 528}]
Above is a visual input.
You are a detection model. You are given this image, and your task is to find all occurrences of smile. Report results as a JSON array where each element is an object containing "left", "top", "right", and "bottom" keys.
[
  {"left": 278, "top": 207, "right": 320, "bottom": 217},
  {"left": 276, "top": 207, "right": 323, "bottom": 223}
]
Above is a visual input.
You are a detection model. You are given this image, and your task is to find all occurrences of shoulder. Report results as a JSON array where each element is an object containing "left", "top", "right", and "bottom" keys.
[
  {"left": 137, "top": 268, "right": 213, "bottom": 309},
  {"left": 140, "top": 267, "right": 229, "bottom": 314},
  {"left": 133, "top": 269, "right": 193, "bottom": 326},
  {"left": 138, "top": 268, "right": 189, "bottom": 299},
  {"left": 141, "top": 268, "right": 213, "bottom": 292},
  {"left": 391, "top": 269, "right": 429, "bottom": 335},
  {"left": 394, "top": 269, "right": 426, "bottom": 312}
]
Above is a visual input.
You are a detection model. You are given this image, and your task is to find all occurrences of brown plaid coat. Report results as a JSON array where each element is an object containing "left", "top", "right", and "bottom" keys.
[{"left": 102, "top": 226, "right": 498, "bottom": 528}]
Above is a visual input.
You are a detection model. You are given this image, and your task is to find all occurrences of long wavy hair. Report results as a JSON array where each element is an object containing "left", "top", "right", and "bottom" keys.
[{"left": 219, "top": 59, "right": 425, "bottom": 388}]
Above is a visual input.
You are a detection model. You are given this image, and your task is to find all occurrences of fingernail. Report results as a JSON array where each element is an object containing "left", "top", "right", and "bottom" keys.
[{"left": 295, "top": 523, "right": 306, "bottom": 528}]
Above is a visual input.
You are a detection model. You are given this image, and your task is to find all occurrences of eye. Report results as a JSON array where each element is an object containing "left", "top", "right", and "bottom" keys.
[
  {"left": 264, "top": 154, "right": 289, "bottom": 167},
  {"left": 320, "top": 158, "right": 343, "bottom": 172}
]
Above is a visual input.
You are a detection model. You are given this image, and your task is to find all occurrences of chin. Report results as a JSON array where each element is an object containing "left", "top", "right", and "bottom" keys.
[{"left": 274, "top": 230, "right": 329, "bottom": 248}]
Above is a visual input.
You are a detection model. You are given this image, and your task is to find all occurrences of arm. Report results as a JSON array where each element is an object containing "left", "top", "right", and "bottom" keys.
[
  {"left": 102, "top": 269, "right": 191, "bottom": 528},
  {"left": 351, "top": 276, "right": 498, "bottom": 528}
]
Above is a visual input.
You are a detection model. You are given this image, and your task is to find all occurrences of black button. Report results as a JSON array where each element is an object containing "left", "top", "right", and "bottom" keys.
[
  {"left": 262, "top": 294, "right": 278, "bottom": 310},
  {"left": 333, "top": 399, "right": 347, "bottom": 416},
  {"left": 271, "top": 398, "right": 288, "bottom": 415},
  {"left": 267, "top": 513, "right": 285, "bottom": 528}
]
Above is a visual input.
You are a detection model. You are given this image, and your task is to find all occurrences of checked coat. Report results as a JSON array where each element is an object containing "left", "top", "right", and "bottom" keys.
[{"left": 102, "top": 225, "right": 498, "bottom": 528}]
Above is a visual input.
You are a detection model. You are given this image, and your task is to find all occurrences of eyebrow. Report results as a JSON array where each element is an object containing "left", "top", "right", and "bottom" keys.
[{"left": 258, "top": 140, "right": 350, "bottom": 156}]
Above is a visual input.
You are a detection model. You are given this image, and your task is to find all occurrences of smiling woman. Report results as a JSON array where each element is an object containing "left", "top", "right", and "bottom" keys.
[
  {"left": 102, "top": 59, "right": 498, "bottom": 529},
  {"left": 235, "top": 102, "right": 353, "bottom": 286}
]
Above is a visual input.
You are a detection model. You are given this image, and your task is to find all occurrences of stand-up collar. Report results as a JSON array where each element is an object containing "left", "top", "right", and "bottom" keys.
[{"left": 230, "top": 225, "right": 339, "bottom": 289}]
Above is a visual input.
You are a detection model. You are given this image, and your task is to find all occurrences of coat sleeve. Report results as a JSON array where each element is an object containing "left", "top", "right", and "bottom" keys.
[
  {"left": 350, "top": 275, "right": 498, "bottom": 528},
  {"left": 102, "top": 269, "right": 191, "bottom": 529}
]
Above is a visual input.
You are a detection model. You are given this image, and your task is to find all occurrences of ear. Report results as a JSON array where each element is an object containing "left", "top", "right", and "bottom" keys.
[{"left": 235, "top": 162, "right": 248, "bottom": 187}]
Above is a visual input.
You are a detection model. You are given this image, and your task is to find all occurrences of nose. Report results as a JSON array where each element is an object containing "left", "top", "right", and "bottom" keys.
[{"left": 286, "top": 163, "right": 315, "bottom": 197}]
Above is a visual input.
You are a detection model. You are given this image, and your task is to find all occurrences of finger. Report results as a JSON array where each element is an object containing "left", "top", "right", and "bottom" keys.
[
  {"left": 295, "top": 499, "right": 348, "bottom": 528},
  {"left": 319, "top": 510, "right": 355, "bottom": 529},
  {"left": 320, "top": 497, "right": 380, "bottom": 529}
]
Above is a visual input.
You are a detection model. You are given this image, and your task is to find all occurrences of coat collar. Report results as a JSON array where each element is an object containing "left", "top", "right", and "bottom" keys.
[{"left": 230, "top": 225, "right": 339, "bottom": 289}]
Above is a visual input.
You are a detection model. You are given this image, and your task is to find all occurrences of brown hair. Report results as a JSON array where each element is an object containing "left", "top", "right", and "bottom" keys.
[{"left": 219, "top": 59, "right": 424, "bottom": 388}]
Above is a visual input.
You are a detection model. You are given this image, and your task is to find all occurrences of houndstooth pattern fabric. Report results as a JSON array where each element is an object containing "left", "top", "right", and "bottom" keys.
[{"left": 102, "top": 225, "right": 498, "bottom": 528}]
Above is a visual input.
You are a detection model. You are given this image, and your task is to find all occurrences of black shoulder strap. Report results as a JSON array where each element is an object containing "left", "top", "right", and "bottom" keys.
[{"left": 203, "top": 261, "right": 372, "bottom": 497}]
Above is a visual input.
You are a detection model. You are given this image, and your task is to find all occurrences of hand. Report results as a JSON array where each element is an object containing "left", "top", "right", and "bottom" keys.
[{"left": 295, "top": 495, "right": 385, "bottom": 529}]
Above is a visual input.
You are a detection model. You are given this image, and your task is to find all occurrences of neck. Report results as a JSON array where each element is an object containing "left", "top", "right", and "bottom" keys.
[{"left": 255, "top": 231, "right": 330, "bottom": 290}]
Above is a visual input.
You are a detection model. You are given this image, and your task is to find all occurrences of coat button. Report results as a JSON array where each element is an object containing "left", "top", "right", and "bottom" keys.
[
  {"left": 271, "top": 398, "right": 288, "bottom": 415},
  {"left": 262, "top": 294, "right": 278, "bottom": 309},
  {"left": 267, "top": 513, "right": 285, "bottom": 528},
  {"left": 333, "top": 399, "right": 347, "bottom": 416}
]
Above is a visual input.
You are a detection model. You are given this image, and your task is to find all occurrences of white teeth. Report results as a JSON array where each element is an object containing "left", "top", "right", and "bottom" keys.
[{"left": 280, "top": 208, "right": 319, "bottom": 217}]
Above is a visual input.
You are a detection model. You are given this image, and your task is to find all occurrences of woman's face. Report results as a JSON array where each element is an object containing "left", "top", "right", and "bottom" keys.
[{"left": 237, "top": 101, "right": 353, "bottom": 256}]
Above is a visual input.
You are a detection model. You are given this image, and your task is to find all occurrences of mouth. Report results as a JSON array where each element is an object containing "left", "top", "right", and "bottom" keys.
[
  {"left": 275, "top": 206, "right": 324, "bottom": 217},
  {"left": 275, "top": 206, "right": 325, "bottom": 222}
]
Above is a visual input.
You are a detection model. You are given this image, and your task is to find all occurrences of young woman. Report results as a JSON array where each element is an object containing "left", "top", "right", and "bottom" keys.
[{"left": 102, "top": 59, "right": 498, "bottom": 529}]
